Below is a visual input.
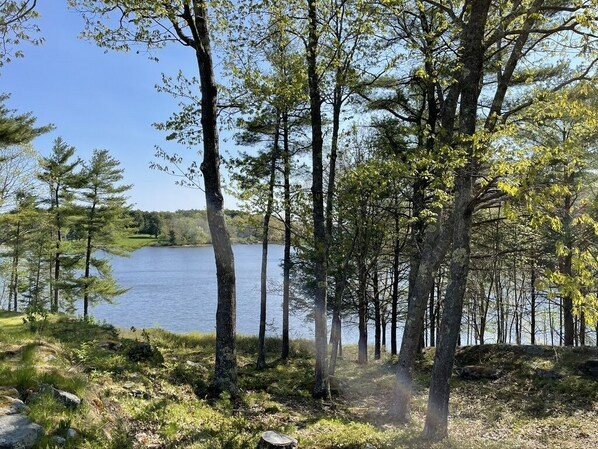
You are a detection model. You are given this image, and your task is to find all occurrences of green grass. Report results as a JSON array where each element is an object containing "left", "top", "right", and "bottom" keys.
[
  {"left": 118, "top": 234, "right": 158, "bottom": 251},
  {"left": 1, "top": 311, "right": 597, "bottom": 448}
]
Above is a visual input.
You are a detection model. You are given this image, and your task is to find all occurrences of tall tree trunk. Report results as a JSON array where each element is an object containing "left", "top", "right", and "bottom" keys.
[
  {"left": 579, "top": 311, "right": 586, "bottom": 346},
  {"left": 530, "top": 263, "right": 539, "bottom": 346},
  {"left": 281, "top": 113, "right": 291, "bottom": 361},
  {"left": 187, "top": 0, "right": 238, "bottom": 395},
  {"left": 257, "top": 118, "right": 280, "bottom": 370},
  {"left": 83, "top": 231, "right": 93, "bottom": 320},
  {"left": 306, "top": 0, "right": 329, "bottom": 399},
  {"left": 52, "top": 185, "right": 61, "bottom": 313},
  {"left": 391, "top": 218, "right": 452, "bottom": 422},
  {"left": 561, "top": 171, "right": 574, "bottom": 346},
  {"left": 423, "top": 0, "right": 492, "bottom": 439},
  {"left": 391, "top": 215, "right": 400, "bottom": 355},
  {"left": 374, "top": 269, "right": 382, "bottom": 360},
  {"left": 429, "top": 278, "right": 435, "bottom": 347},
  {"left": 357, "top": 254, "right": 368, "bottom": 364}
]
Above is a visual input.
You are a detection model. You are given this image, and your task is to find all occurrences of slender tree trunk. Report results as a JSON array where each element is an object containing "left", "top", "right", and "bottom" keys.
[
  {"left": 83, "top": 231, "right": 92, "bottom": 320},
  {"left": 374, "top": 269, "right": 382, "bottom": 360},
  {"left": 357, "top": 253, "right": 368, "bottom": 364},
  {"left": 52, "top": 186, "right": 61, "bottom": 313},
  {"left": 561, "top": 171, "right": 574, "bottom": 346},
  {"left": 429, "top": 278, "right": 435, "bottom": 347},
  {"left": 282, "top": 113, "right": 291, "bottom": 361},
  {"left": 306, "top": 0, "right": 329, "bottom": 399},
  {"left": 329, "top": 307, "right": 342, "bottom": 375},
  {"left": 257, "top": 118, "right": 280, "bottom": 370},
  {"left": 530, "top": 263, "right": 536, "bottom": 344},
  {"left": 391, "top": 215, "right": 400, "bottom": 355},
  {"left": 423, "top": 0, "right": 492, "bottom": 439},
  {"left": 188, "top": 0, "right": 237, "bottom": 395},
  {"left": 579, "top": 311, "right": 586, "bottom": 346}
]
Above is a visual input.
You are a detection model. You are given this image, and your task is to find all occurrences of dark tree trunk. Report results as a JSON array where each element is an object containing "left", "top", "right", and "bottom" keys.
[
  {"left": 374, "top": 269, "right": 382, "bottom": 360},
  {"left": 52, "top": 185, "right": 61, "bottom": 313},
  {"left": 391, "top": 216, "right": 400, "bottom": 355},
  {"left": 10, "top": 222, "right": 21, "bottom": 312},
  {"left": 329, "top": 307, "right": 342, "bottom": 375},
  {"left": 391, "top": 219, "right": 452, "bottom": 422},
  {"left": 357, "top": 254, "right": 368, "bottom": 364},
  {"left": 529, "top": 263, "right": 536, "bottom": 345},
  {"left": 83, "top": 230, "right": 93, "bottom": 320},
  {"left": 257, "top": 117, "right": 280, "bottom": 370},
  {"left": 429, "top": 278, "right": 435, "bottom": 347},
  {"left": 561, "top": 171, "right": 574, "bottom": 346},
  {"left": 282, "top": 113, "right": 291, "bottom": 361},
  {"left": 579, "top": 312, "right": 586, "bottom": 346},
  {"left": 184, "top": 0, "right": 237, "bottom": 395},
  {"left": 306, "top": 0, "right": 329, "bottom": 399},
  {"left": 423, "top": 0, "right": 492, "bottom": 439}
]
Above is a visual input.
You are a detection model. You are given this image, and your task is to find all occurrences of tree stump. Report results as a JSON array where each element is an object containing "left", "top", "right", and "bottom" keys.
[{"left": 257, "top": 431, "right": 298, "bottom": 449}]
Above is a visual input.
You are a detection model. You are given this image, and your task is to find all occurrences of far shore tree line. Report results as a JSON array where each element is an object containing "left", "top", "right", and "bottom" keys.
[
  {"left": 129, "top": 209, "right": 285, "bottom": 246},
  {"left": 1, "top": 0, "right": 597, "bottom": 443}
]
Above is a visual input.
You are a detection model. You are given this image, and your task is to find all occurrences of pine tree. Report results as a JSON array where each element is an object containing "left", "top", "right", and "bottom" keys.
[
  {"left": 38, "top": 137, "right": 82, "bottom": 313},
  {"left": 76, "top": 149, "right": 132, "bottom": 319}
]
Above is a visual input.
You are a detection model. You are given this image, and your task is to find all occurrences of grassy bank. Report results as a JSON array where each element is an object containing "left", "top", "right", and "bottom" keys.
[
  {"left": 0, "top": 312, "right": 596, "bottom": 448},
  {"left": 118, "top": 234, "right": 159, "bottom": 251}
]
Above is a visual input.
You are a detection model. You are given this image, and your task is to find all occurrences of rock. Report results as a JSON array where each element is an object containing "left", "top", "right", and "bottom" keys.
[
  {"left": 126, "top": 342, "right": 163, "bottom": 364},
  {"left": 458, "top": 365, "right": 501, "bottom": 380},
  {"left": 578, "top": 359, "right": 598, "bottom": 379},
  {"left": 50, "top": 435, "right": 66, "bottom": 446},
  {"left": 185, "top": 360, "right": 202, "bottom": 368},
  {"left": 40, "top": 385, "right": 81, "bottom": 409},
  {"left": 0, "top": 390, "right": 19, "bottom": 401},
  {"left": 98, "top": 341, "right": 123, "bottom": 351},
  {"left": 535, "top": 369, "right": 562, "bottom": 381},
  {"left": 66, "top": 428, "right": 77, "bottom": 440},
  {"left": 0, "top": 414, "right": 44, "bottom": 449},
  {"left": 257, "top": 431, "right": 298, "bottom": 449},
  {"left": 0, "top": 397, "right": 29, "bottom": 416}
]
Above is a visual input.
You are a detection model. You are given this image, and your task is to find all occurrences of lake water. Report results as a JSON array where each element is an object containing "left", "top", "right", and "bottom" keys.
[{"left": 89, "top": 244, "right": 364, "bottom": 343}]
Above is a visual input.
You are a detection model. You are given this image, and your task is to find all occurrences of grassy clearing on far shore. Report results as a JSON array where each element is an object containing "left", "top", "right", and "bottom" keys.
[
  {"left": 118, "top": 234, "right": 158, "bottom": 252},
  {"left": 0, "top": 311, "right": 597, "bottom": 448}
]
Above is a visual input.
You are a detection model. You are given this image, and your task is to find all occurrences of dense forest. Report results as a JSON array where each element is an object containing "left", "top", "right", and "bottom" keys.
[{"left": 0, "top": 0, "right": 597, "bottom": 446}]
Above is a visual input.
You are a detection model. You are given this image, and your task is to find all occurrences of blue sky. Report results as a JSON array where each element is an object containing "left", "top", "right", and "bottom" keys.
[{"left": 2, "top": 1, "right": 240, "bottom": 211}]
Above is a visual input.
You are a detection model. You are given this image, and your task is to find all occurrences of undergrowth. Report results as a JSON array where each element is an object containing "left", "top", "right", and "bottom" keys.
[{"left": 0, "top": 311, "right": 597, "bottom": 449}]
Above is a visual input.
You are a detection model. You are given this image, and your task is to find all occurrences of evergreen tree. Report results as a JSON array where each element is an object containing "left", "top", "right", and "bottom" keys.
[
  {"left": 76, "top": 149, "right": 132, "bottom": 319},
  {"left": 38, "top": 137, "right": 82, "bottom": 313}
]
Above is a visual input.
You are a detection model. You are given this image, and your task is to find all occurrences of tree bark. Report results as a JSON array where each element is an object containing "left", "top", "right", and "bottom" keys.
[
  {"left": 187, "top": 0, "right": 238, "bottom": 395},
  {"left": 306, "top": 0, "right": 329, "bottom": 399},
  {"left": 281, "top": 112, "right": 291, "bottom": 361},
  {"left": 391, "top": 215, "right": 400, "bottom": 355},
  {"left": 423, "top": 0, "right": 492, "bottom": 439},
  {"left": 391, "top": 217, "right": 452, "bottom": 422},
  {"left": 529, "top": 262, "right": 536, "bottom": 345},
  {"left": 257, "top": 117, "right": 280, "bottom": 370},
  {"left": 374, "top": 269, "right": 382, "bottom": 360}
]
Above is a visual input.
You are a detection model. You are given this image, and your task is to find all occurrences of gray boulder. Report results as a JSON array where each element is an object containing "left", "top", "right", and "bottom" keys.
[
  {"left": 257, "top": 431, "right": 298, "bottom": 449},
  {"left": 40, "top": 385, "right": 81, "bottom": 409},
  {"left": 0, "top": 397, "right": 29, "bottom": 416},
  {"left": 50, "top": 436, "right": 66, "bottom": 446},
  {"left": 0, "top": 414, "right": 44, "bottom": 449}
]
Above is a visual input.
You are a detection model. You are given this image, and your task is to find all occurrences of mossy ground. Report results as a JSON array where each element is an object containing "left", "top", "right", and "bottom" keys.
[{"left": 0, "top": 311, "right": 596, "bottom": 448}]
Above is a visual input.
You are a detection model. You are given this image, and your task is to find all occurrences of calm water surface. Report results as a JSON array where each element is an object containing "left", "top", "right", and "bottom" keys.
[{"left": 89, "top": 244, "right": 362, "bottom": 342}]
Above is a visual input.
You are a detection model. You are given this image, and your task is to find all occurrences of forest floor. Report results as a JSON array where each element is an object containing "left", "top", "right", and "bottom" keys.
[{"left": 0, "top": 311, "right": 597, "bottom": 449}]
